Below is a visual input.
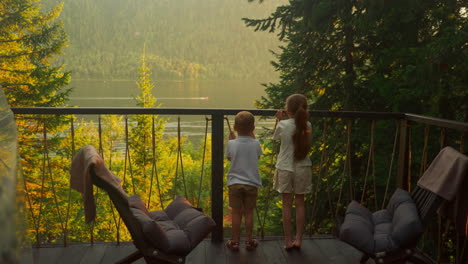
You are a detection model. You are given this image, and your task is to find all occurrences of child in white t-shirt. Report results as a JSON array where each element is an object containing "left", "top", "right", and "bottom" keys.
[
  {"left": 273, "top": 94, "right": 312, "bottom": 250},
  {"left": 225, "top": 111, "right": 262, "bottom": 251}
]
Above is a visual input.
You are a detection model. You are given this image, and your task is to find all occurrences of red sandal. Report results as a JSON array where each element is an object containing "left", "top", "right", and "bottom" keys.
[
  {"left": 226, "top": 239, "right": 240, "bottom": 251},
  {"left": 245, "top": 239, "right": 258, "bottom": 251}
]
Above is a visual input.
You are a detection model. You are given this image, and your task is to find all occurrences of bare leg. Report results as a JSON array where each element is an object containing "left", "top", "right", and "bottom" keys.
[
  {"left": 282, "top": 193, "right": 294, "bottom": 248},
  {"left": 244, "top": 208, "right": 254, "bottom": 241},
  {"left": 294, "top": 194, "right": 305, "bottom": 247},
  {"left": 231, "top": 207, "right": 242, "bottom": 243}
]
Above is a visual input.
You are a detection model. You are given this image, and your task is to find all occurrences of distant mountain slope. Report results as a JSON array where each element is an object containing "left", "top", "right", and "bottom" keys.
[{"left": 43, "top": 0, "right": 286, "bottom": 80}]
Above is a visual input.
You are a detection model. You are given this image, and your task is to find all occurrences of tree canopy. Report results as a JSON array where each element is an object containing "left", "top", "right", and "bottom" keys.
[
  {"left": 0, "top": 0, "right": 71, "bottom": 107},
  {"left": 244, "top": 0, "right": 467, "bottom": 121}
]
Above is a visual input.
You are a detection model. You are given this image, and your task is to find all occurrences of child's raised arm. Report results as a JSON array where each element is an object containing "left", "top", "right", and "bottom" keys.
[
  {"left": 275, "top": 109, "right": 287, "bottom": 121},
  {"left": 229, "top": 131, "right": 236, "bottom": 140}
]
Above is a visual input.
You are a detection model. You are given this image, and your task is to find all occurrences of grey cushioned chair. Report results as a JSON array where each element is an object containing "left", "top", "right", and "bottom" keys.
[
  {"left": 339, "top": 146, "right": 468, "bottom": 264},
  {"left": 91, "top": 167, "right": 216, "bottom": 264},
  {"left": 339, "top": 187, "right": 442, "bottom": 264}
]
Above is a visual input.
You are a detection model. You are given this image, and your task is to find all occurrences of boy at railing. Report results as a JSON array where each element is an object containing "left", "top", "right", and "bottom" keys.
[{"left": 225, "top": 111, "right": 263, "bottom": 251}]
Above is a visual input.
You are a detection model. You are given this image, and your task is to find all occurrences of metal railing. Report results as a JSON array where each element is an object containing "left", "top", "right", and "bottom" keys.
[{"left": 11, "top": 107, "right": 468, "bottom": 262}]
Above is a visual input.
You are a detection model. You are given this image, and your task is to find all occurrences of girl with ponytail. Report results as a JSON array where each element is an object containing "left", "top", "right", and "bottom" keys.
[{"left": 273, "top": 94, "right": 312, "bottom": 250}]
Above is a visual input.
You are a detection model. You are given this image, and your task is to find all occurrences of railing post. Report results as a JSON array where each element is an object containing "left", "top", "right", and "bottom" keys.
[
  {"left": 397, "top": 119, "right": 410, "bottom": 190},
  {"left": 211, "top": 113, "right": 224, "bottom": 242}
]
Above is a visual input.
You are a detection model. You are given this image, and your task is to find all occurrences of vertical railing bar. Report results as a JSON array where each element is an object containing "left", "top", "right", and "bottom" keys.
[
  {"left": 63, "top": 116, "right": 76, "bottom": 247},
  {"left": 103, "top": 116, "right": 121, "bottom": 245},
  {"left": 119, "top": 115, "right": 132, "bottom": 241},
  {"left": 23, "top": 166, "right": 40, "bottom": 246},
  {"left": 256, "top": 118, "right": 278, "bottom": 239},
  {"left": 71, "top": 115, "right": 76, "bottom": 160},
  {"left": 457, "top": 133, "right": 466, "bottom": 263},
  {"left": 308, "top": 119, "right": 326, "bottom": 235},
  {"left": 123, "top": 116, "right": 128, "bottom": 188},
  {"left": 417, "top": 125, "right": 428, "bottom": 253},
  {"left": 316, "top": 119, "right": 335, "bottom": 234},
  {"left": 436, "top": 127, "right": 447, "bottom": 262},
  {"left": 110, "top": 198, "right": 120, "bottom": 245},
  {"left": 440, "top": 127, "right": 447, "bottom": 149},
  {"left": 23, "top": 168, "right": 39, "bottom": 246},
  {"left": 453, "top": 187, "right": 460, "bottom": 262},
  {"left": 154, "top": 116, "right": 165, "bottom": 209},
  {"left": 98, "top": 115, "right": 104, "bottom": 158},
  {"left": 178, "top": 117, "right": 188, "bottom": 200},
  {"left": 35, "top": 118, "right": 49, "bottom": 247},
  {"left": 196, "top": 117, "right": 210, "bottom": 208},
  {"left": 319, "top": 120, "right": 333, "bottom": 226},
  {"left": 148, "top": 115, "right": 163, "bottom": 209},
  {"left": 371, "top": 121, "right": 377, "bottom": 210},
  {"left": 397, "top": 119, "right": 410, "bottom": 190},
  {"left": 419, "top": 125, "right": 430, "bottom": 178},
  {"left": 124, "top": 116, "right": 136, "bottom": 195},
  {"left": 97, "top": 115, "right": 106, "bottom": 242},
  {"left": 147, "top": 117, "right": 155, "bottom": 209},
  {"left": 211, "top": 113, "right": 224, "bottom": 242},
  {"left": 43, "top": 119, "right": 67, "bottom": 244},
  {"left": 20, "top": 116, "right": 42, "bottom": 247},
  {"left": 437, "top": 213, "right": 443, "bottom": 263},
  {"left": 173, "top": 117, "right": 180, "bottom": 198},
  {"left": 361, "top": 120, "right": 375, "bottom": 204},
  {"left": 89, "top": 115, "right": 104, "bottom": 245},
  {"left": 347, "top": 119, "right": 354, "bottom": 200},
  {"left": 336, "top": 119, "right": 352, "bottom": 217},
  {"left": 381, "top": 121, "right": 399, "bottom": 209},
  {"left": 407, "top": 124, "right": 412, "bottom": 192}
]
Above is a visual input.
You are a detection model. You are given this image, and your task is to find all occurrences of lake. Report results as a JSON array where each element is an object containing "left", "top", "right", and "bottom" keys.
[
  {"left": 67, "top": 79, "right": 276, "bottom": 139},
  {"left": 68, "top": 79, "right": 267, "bottom": 109}
]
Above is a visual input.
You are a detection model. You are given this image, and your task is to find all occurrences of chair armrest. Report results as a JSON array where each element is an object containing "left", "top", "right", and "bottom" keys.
[
  {"left": 391, "top": 200, "right": 423, "bottom": 247},
  {"left": 339, "top": 201, "right": 375, "bottom": 255}
]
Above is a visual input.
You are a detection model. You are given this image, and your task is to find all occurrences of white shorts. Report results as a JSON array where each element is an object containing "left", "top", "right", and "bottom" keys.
[{"left": 273, "top": 167, "right": 312, "bottom": 194}]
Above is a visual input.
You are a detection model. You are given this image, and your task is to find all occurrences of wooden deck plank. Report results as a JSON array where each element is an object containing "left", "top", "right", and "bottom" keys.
[
  {"left": 54, "top": 244, "right": 89, "bottom": 264},
  {"left": 185, "top": 239, "right": 206, "bottom": 264},
  {"left": 257, "top": 240, "right": 287, "bottom": 264},
  {"left": 204, "top": 241, "right": 227, "bottom": 264},
  {"left": 100, "top": 243, "right": 138, "bottom": 264},
  {"left": 224, "top": 239, "right": 265, "bottom": 264},
  {"left": 31, "top": 247, "right": 65, "bottom": 264},
  {"left": 78, "top": 244, "right": 107, "bottom": 264},
  {"left": 312, "top": 238, "right": 357, "bottom": 263},
  {"left": 282, "top": 239, "right": 330, "bottom": 264},
  {"left": 328, "top": 239, "right": 375, "bottom": 264},
  {"left": 21, "top": 238, "right": 383, "bottom": 264},
  {"left": 19, "top": 248, "right": 33, "bottom": 264}
]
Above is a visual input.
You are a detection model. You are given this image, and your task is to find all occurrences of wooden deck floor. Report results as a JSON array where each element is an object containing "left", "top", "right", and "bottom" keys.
[{"left": 21, "top": 237, "right": 375, "bottom": 264}]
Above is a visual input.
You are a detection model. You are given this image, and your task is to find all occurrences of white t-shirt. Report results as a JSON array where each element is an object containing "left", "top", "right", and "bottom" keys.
[
  {"left": 273, "top": 119, "right": 312, "bottom": 172},
  {"left": 226, "top": 136, "right": 263, "bottom": 188}
]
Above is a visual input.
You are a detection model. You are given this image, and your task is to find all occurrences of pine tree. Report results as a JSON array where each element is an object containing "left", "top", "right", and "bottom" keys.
[
  {"left": 129, "top": 45, "right": 166, "bottom": 206},
  {"left": 244, "top": 0, "right": 467, "bottom": 119},
  {"left": 1, "top": 1, "right": 72, "bottom": 246},
  {"left": 0, "top": 0, "right": 71, "bottom": 107}
]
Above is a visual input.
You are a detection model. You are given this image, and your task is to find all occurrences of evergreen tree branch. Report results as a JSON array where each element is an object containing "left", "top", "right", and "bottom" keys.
[{"left": 0, "top": 68, "right": 32, "bottom": 74}]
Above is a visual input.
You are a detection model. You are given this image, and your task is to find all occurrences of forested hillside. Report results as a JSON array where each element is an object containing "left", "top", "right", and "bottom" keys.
[{"left": 42, "top": 0, "right": 286, "bottom": 80}]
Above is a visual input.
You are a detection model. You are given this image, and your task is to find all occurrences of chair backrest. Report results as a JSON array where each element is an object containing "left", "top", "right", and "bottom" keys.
[
  {"left": 411, "top": 185, "right": 444, "bottom": 225},
  {"left": 90, "top": 167, "right": 152, "bottom": 252}
]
